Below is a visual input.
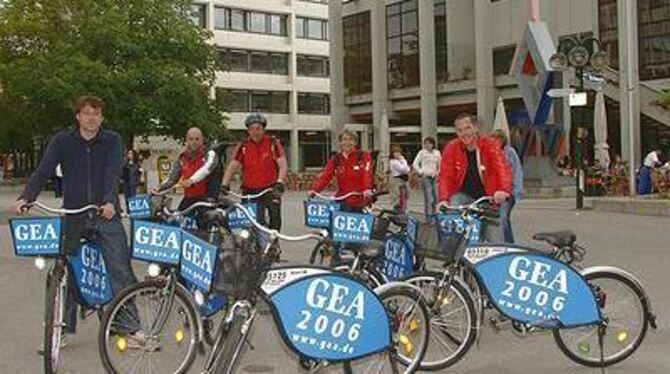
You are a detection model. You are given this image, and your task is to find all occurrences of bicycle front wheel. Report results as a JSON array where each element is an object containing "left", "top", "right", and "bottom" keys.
[
  {"left": 553, "top": 270, "right": 650, "bottom": 367},
  {"left": 44, "top": 265, "right": 67, "bottom": 374},
  {"left": 403, "top": 271, "right": 478, "bottom": 371},
  {"left": 98, "top": 278, "right": 199, "bottom": 374},
  {"left": 344, "top": 283, "right": 430, "bottom": 374}
]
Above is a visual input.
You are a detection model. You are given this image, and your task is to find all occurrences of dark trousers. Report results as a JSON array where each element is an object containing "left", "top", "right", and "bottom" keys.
[
  {"left": 244, "top": 187, "right": 282, "bottom": 230},
  {"left": 62, "top": 215, "right": 138, "bottom": 333},
  {"left": 53, "top": 177, "right": 63, "bottom": 198},
  {"left": 123, "top": 185, "right": 137, "bottom": 212}
]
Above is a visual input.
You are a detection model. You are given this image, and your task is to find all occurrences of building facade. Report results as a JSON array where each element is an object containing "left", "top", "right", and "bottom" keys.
[
  {"left": 192, "top": 0, "right": 332, "bottom": 172},
  {"left": 329, "top": 0, "right": 670, "bottom": 166}
]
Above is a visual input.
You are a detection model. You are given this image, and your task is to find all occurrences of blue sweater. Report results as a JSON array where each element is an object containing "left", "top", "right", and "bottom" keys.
[
  {"left": 21, "top": 128, "right": 123, "bottom": 209},
  {"left": 505, "top": 146, "right": 524, "bottom": 200}
]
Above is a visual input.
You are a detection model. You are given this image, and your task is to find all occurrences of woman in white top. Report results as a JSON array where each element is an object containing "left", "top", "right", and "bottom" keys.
[
  {"left": 389, "top": 144, "right": 411, "bottom": 213},
  {"left": 412, "top": 137, "right": 441, "bottom": 216}
]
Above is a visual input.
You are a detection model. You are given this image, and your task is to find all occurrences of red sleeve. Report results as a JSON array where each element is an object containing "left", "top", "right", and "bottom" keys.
[
  {"left": 438, "top": 141, "right": 456, "bottom": 202},
  {"left": 273, "top": 138, "right": 285, "bottom": 159},
  {"left": 312, "top": 157, "right": 336, "bottom": 192},
  {"left": 362, "top": 151, "right": 374, "bottom": 191},
  {"left": 483, "top": 138, "right": 513, "bottom": 195}
]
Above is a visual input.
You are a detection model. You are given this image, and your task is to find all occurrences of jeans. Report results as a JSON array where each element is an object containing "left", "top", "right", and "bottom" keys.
[
  {"left": 390, "top": 177, "right": 408, "bottom": 213},
  {"left": 421, "top": 177, "right": 438, "bottom": 217},
  {"left": 499, "top": 197, "right": 516, "bottom": 243},
  {"left": 638, "top": 166, "right": 652, "bottom": 195},
  {"left": 245, "top": 188, "right": 282, "bottom": 230},
  {"left": 449, "top": 193, "right": 505, "bottom": 243},
  {"left": 62, "top": 215, "right": 138, "bottom": 333}
]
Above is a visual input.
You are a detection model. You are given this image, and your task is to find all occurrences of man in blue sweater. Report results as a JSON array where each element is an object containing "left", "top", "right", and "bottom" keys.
[{"left": 11, "top": 95, "right": 138, "bottom": 343}]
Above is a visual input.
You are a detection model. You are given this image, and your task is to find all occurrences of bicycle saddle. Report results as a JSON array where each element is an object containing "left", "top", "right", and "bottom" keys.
[{"left": 532, "top": 231, "right": 577, "bottom": 248}]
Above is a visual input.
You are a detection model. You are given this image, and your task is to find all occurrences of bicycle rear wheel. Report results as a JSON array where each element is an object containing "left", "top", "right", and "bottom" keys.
[
  {"left": 99, "top": 278, "right": 199, "bottom": 374},
  {"left": 44, "top": 264, "right": 67, "bottom": 374},
  {"left": 344, "top": 284, "right": 430, "bottom": 374},
  {"left": 553, "top": 270, "right": 650, "bottom": 367}
]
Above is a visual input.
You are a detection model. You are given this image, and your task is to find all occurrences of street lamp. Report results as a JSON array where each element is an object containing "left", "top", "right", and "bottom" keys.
[{"left": 550, "top": 36, "right": 609, "bottom": 210}]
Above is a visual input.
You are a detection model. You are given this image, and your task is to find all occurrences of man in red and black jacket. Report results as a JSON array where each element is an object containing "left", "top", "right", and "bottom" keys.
[
  {"left": 438, "top": 113, "right": 513, "bottom": 241},
  {"left": 311, "top": 129, "right": 374, "bottom": 212},
  {"left": 155, "top": 127, "right": 215, "bottom": 210},
  {"left": 220, "top": 113, "right": 288, "bottom": 230}
]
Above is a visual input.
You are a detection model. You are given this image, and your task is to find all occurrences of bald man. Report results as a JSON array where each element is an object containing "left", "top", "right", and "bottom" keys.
[{"left": 155, "top": 127, "right": 216, "bottom": 210}]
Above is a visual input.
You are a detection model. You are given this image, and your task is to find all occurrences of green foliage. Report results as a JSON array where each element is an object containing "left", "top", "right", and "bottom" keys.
[{"left": 0, "top": 0, "right": 226, "bottom": 151}]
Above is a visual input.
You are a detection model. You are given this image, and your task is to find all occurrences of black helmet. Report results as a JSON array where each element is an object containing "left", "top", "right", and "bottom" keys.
[{"left": 244, "top": 112, "right": 267, "bottom": 128}]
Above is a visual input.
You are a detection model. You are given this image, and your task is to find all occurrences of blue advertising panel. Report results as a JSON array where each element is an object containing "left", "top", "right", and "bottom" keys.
[
  {"left": 304, "top": 200, "right": 340, "bottom": 228},
  {"left": 180, "top": 231, "right": 218, "bottom": 292},
  {"left": 132, "top": 221, "right": 181, "bottom": 265},
  {"left": 228, "top": 203, "right": 258, "bottom": 230},
  {"left": 10, "top": 217, "right": 62, "bottom": 257},
  {"left": 382, "top": 236, "right": 414, "bottom": 281},
  {"left": 127, "top": 195, "right": 152, "bottom": 219},
  {"left": 436, "top": 213, "right": 483, "bottom": 243},
  {"left": 270, "top": 274, "right": 391, "bottom": 361},
  {"left": 70, "top": 242, "right": 113, "bottom": 307},
  {"left": 474, "top": 253, "right": 602, "bottom": 328},
  {"left": 330, "top": 211, "right": 375, "bottom": 243}
]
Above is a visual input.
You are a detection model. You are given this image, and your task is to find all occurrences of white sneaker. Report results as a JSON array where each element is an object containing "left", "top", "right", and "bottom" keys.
[{"left": 37, "top": 334, "right": 67, "bottom": 355}]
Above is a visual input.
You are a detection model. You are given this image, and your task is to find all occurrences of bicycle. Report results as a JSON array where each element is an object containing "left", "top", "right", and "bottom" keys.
[
  {"left": 10, "top": 202, "right": 117, "bottom": 374},
  {"left": 402, "top": 196, "right": 658, "bottom": 370},
  {"left": 197, "top": 199, "right": 431, "bottom": 374},
  {"left": 99, "top": 190, "right": 267, "bottom": 373}
]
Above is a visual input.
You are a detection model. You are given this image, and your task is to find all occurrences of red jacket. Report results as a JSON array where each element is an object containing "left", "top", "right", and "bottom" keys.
[
  {"left": 312, "top": 150, "right": 374, "bottom": 210},
  {"left": 438, "top": 136, "right": 513, "bottom": 202},
  {"left": 180, "top": 146, "right": 208, "bottom": 198},
  {"left": 234, "top": 135, "right": 284, "bottom": 190}
]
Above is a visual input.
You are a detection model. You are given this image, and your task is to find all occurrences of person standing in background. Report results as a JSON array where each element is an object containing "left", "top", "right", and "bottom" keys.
[
  {"left": 412, "top": 137, "right": 441, "bottom": 217},
  {"left": 121, "top": 150, "right": 141, "bottom": 213},
  {"left": 492, "top": 129, "right": 523, "bottom": 243},
  {"left": 389, "top": 145, "right": 411, "bottom": 213}
]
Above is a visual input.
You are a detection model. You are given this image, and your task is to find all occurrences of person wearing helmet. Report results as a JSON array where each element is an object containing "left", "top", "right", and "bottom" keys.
[{"left": 220, "top": 112, "right": 288, "bottom": 230}]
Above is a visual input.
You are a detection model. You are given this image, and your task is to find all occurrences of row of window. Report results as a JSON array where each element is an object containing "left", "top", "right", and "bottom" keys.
[
  {"left": 219, "top": 49, "right": 329, "bottom": 77},
  {"left": 190, "top": 5, "right": 328, "bottom": 40},
  {"left": 218, "top": 89, "right": 330, "bottom": 115}
]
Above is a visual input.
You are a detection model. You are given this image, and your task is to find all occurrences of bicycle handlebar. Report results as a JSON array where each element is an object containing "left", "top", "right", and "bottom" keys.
[
  {"left": 309, "top": 190, "right": 388, "bottom": 201},
  {"left": 229, "top": 188, "right": 273, "bottom": 200},
  {"left": 27, "top": 201, "right": 100, "bottom": 215},
  {"left": 439, "top": 196, "right": 494, "bottom": 213}
]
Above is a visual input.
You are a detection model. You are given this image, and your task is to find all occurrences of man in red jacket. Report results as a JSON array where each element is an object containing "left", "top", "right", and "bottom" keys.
[
  {"left": 311, "top": 130, "right": 374, "bottom": 212},
  {"left": 155, "top": 127, "right": 212, "bottom": 210},
  {"left": 438, "top": 113, "right": 513, "bottom": 241}
]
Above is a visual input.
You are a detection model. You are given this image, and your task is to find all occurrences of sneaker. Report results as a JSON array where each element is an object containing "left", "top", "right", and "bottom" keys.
[{"left": 37, "top": 334, "right": 67, "bottom": 356}]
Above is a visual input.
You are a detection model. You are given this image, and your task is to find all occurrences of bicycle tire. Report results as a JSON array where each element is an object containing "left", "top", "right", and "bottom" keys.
[
  {"left": 98, "top": 278, "right": 200, "bottom": 374},
  {"left": 44, "top": 264, "right": 66, "bottom": 374},
  {"left": 345, "top": 283, "right": 430, "bottom": 374},
  {"left": 553, "top": 270, "right": 650, "bottom": 367},
  {"left": 402, "top": 270, "right": 478, "bottom": 371},
  {"left": 309, "top": 241, "right": 334, "bottom": 266}
]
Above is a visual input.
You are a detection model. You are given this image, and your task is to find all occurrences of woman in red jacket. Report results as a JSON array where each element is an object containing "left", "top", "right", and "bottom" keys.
[{"left": 311, "top": 130, "right": 374, "bottom": 212}]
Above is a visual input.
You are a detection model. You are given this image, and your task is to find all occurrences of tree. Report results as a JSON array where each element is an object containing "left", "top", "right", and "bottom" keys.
[{"left": 0, "top": 0, "right": 226, "bottom": 151}]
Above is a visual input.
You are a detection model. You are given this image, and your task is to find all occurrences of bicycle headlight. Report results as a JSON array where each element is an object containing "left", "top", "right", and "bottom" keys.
[
  {"left": 194, "top": 289, "right": 205, "bottom": 306},
  {"left": 147, "top": 263, "right": 161, "bottom": 277},
  {"left": 237, "top": 229, "right": 250, "bottom": 240},
  {"left": 34, "top": 256, "right": 46, "bottom": 270}
]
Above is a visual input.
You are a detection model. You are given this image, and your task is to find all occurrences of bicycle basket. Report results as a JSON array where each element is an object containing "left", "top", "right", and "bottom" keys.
[
  {"left": 410, "top": 212, "right": 466, "bottom": 263},
  {"left": 371, "top": 216, "right": 390, "bottom": 241},
  {"left": 211, "top": 228, "right": 266, "bottom": 298}
]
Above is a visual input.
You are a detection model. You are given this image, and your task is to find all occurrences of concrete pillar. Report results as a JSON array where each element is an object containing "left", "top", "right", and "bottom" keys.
[
  {"left": 371, "top": 2, "right": 391, "bottom": 155},
  {"left": 474, "top": 0, "right": 496, "bottom": 131},
  {"left": 419, "top": 0, "right": 438, "bottom": 141},
  {"left": 290, "top": 128, "right": 300, "bottom": 171},
  {"left": 618, "top": 0, "right": 641, "bottom": 196},
  {"left": 288, "top": 12, "right": 300, "bottom": 172},
  {"left": 447, "top": 0, "right": 475, "bottom": 83},
  {"left": 328, "top": 1, "right": 348, "bottom": 152}
]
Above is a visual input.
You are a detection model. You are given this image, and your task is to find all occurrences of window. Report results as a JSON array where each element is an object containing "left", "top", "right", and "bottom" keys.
[
  {"left": 220, "top": 49, "right": 289, "bottom": 75},
  {"left": 218, "top": 89, "right": 289, "bottom": 113},
  {"left": 297, "top": 55, "right": 330, "bottom": 77},
  {"left": 190, "top": 4, "right": 207, "bottom": 28},
  {"left": 300, "top": 131, "right": 331, "bottom": 169},
  {"left": 296, "top": 17, "right": 328, "bottom": 40},
  {"left": 214, "top": 7, "right": 288, "bottom": 36},
  {"left": 492, "top": 45, "right": 516, "bottom": 76},
  {"left": 387, "top": 0, "right": 420, "bottom": 89},
  {"left": 434, "top": 0, "right": 448, "bottom": 82},
  {"left": 343, "top": 12, "right": 372, "bottom": 95},
  {"left": 298, "top": 93, "right": 330, "bottom": 114}
]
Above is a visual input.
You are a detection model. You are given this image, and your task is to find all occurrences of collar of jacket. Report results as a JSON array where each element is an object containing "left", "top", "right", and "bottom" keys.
[
  {"left": 456, "top": 137, "right": 485, "bottom": 180},
  {"left": 182, "top": 145, "right": 206, "bottom": 160},
  {"left": 70, "top": 127, "right": 103, "bottom": 144}
]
